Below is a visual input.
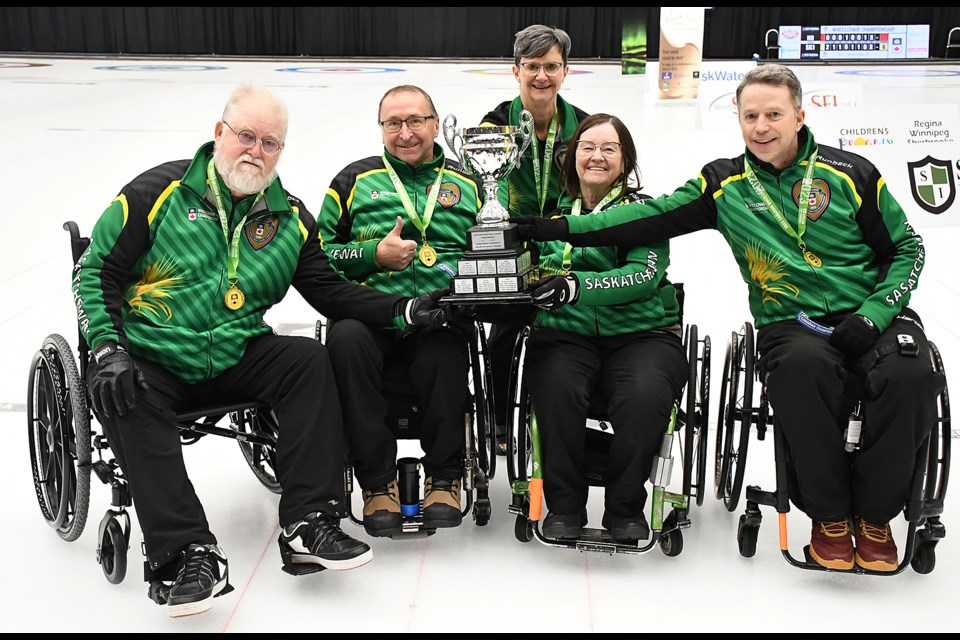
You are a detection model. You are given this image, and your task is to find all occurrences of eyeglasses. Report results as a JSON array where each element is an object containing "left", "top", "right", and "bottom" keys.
[
  {"left": 518, "top": 61, "right": 565, "bottom": 76},
  {"left": 222, "top": 121, "right": 283, "bottom": 155},
  {"left": 575, "top": 141, "right": 622, "bottom": 157},
  {"left": 378, "top": 115, "right": 436, "bottom": 134}
]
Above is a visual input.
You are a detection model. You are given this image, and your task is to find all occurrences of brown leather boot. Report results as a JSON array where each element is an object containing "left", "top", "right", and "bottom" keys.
[
  {"left": 423, "top": 477, "right": 462, "bottom": 528},
  {"left": 361, "top": 480, "right": 402, "bottom": 537}
]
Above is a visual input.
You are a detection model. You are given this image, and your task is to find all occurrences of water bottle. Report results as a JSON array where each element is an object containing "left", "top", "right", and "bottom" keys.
[{"left": 397, "top": 457, "right": 421, "bottom": 516}]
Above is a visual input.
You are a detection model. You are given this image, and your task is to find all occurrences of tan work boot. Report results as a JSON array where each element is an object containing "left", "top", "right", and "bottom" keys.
[
  {"left": 423, "top": 477, "right": 462, "bottom": 528},
  {"left": 361, "top": 480, "right": 402, "bottom": 537}
]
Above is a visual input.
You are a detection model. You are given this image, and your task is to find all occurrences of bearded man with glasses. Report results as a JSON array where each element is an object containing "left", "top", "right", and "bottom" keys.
[
  {"left": 76, "top": 83, "right": 449, "bottom": 618},
  {"left": 478, "top": 24, "right": 591, "bottom": 456},
  {"left": 318, "top": 84, "right": 483, "bottom": 538}
]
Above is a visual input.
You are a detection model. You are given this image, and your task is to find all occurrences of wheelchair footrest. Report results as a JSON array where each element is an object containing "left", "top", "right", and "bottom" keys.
[
  {"left": 278, "top": 539, "right": 329, "bottom": 576},
  {"left": 147, "top": 579, "right": 235, "bottom": 605},
  {"left": 148, "top": 581, "right": 170, "bottom": 605},
  {"left": 281, "top": 562, "right": 327, "bottom": 576}
]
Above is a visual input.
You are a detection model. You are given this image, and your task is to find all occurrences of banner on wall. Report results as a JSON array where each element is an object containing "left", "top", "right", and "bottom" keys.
[
  {"left": 805, "top": 102, "right": 960, "bottom": 227},
  {"left": 621, "top": 8, "right": 648, "bottom": 75},
  {"left": 658, "top": 6, "right": 705, "bottom": 100}
]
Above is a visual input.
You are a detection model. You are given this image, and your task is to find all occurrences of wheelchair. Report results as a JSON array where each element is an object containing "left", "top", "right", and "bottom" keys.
[
  {"left": 26, "top": 221, "right": 283, "bottom": 597},
  {"left": 315, "top": 316, "right": 497, "bottom": 539},
  {"left": 714, "top": 320, "right": 950, "bottom": 574},
  {"left": 504, "top": 284, "right": 711, "bottom": 556}
]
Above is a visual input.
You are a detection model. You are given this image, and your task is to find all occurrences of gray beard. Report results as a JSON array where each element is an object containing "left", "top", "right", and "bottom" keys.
[{"left": 213, "top": 151, "right": 277, "bottom": 196}]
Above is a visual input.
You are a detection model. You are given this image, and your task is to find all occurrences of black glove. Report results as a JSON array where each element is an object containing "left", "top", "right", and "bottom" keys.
[
  {"left": 90, "top": 341, "right": 150, "bottom": 418},
  {"left": 829, "top": 314, "right": 879, "bottom": 359},
  {"left": 531, "top": 275, "right": 579, "bottom": 311},
  {"left": 513, "top": 215, "right": 569, "bottom": 242},
  {"left": 441, "top": 301, "right": 478, "bottom": 334},
  {"left": 403, "top": 288, "right": 449, "bottom": 329}
]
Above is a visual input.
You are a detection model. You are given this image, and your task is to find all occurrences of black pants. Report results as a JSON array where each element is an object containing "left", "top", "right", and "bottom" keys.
[
  {"left": 326, "top": 320, "right": 469, "bottom": 488},
  {"left": 757, "top": 309, "right": 943, "bottom": 523},
  {"left": 89, "top": 334, "right": 347, "bottom": 572},
  {"left": 525, "top": 328, "right": 688, "bottom": 517}
]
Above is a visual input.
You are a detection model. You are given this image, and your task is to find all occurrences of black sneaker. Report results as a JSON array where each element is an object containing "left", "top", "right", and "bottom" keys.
[
  {"left": 602, "top": 511, "right": 650, "bottom": 543},
  {"left": 166, "top": 544, "right": 230, "bottom": 618},
  {"left": 542, "top": 509, "right": 588, "bottom": 539},
  {"left": 279, "top": 512, "right": 373, "bottom": 571}
]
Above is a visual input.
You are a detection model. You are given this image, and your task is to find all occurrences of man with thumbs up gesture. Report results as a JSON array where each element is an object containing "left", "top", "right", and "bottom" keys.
[
  {"left": 317, "top": 84, "right": 483, "bottom": 536},
  {"left": 375, "top": 216, "right": 418, "bottom": 270}
]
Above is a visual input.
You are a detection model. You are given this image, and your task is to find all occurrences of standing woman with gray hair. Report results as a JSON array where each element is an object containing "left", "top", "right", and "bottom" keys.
[{"left": 479, "top": 24, "right": 591, "bottom": 449}]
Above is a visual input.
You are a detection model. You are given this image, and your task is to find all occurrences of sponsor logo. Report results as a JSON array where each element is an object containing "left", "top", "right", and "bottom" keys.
[
  {"left": 187, "top": 207, "right": 218, "bottom": 221},
  {"left": 699, "top": 70, "right": 746, "bottom": 83},
  {"left": 906, "top": 119, "right": 955, "bottom": 144},
  {"left": 907, "top": 156, "right": 956, "bottom": 214}
]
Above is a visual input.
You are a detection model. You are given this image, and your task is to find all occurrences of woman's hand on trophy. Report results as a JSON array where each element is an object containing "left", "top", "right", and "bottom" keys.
[
  {"left": 376, "top": 217, "right": 418, "bottom": 270},
  {"left": 513, "top": 215, "right": 569, "bottom": 242},
  {"left": 531, "top": 275, "right": 580, "bottom": 311}
]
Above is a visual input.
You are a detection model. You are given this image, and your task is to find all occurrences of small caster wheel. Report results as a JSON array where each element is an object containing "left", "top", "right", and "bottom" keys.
[
  {"left": 98, "top": 517, "right": 127, "bottom": 584},
  {"left": 737, "top": 514, "right": 758, "bottom": 558},
  {"left": 515, "top": 515, "right": 533, "bottom": 543}
]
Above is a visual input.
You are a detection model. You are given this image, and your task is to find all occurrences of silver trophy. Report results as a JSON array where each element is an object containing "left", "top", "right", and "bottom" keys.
[
  {"left": 441, "top": 110, "right": 538, "bottom": 303},
  {"left": 443, "top": 110, "right": 534, "bottom": 227}
]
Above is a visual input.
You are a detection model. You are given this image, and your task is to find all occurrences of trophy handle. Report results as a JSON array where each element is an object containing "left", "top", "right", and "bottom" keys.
[
  {"left": 442, "top": 113, "right": 464, "bottom": 165},
  {"left": 514, "top": 109, "right": 535, "bottom": 169}
]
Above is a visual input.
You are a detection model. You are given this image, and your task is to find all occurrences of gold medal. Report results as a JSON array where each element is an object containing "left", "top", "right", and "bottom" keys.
[
  {"left": 803, "top": 250, "right": 822, "bottom": 268},
  {"left": 224, "top": 285, "right": 245, "bottom": 310},
  {"left": 419, "top": 243, "right": 437, "bottom": 267}
]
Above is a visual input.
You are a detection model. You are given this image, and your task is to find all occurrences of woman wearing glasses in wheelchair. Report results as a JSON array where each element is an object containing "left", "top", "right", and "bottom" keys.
[{"left": 524, "top": 114, "right": 689, "bottom": 542}]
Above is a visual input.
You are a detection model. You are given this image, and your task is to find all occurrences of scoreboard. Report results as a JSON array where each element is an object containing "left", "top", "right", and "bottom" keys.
[{"left": 778, "top": 24, "right": 930, "bottom": 61}]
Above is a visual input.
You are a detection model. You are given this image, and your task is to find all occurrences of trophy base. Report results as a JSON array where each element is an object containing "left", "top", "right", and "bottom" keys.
[{"left": 440, "top": 291, "right": 533, "bottom": 305}]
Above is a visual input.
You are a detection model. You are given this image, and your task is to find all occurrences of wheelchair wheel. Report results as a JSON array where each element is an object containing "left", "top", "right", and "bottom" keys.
[
  {"left": 660, "top": 510, "right": 683, "bottom": 557},
  {"left": 27, "top": 334, "right": 91, "bottom": 542},
  {"left": 714, "top": 324, "right": 754, "bottom": 512},
  {"left": 695, "top": 334, "right": 711, "bottom": 506},
  {"left": 98, "top": 517, "right": 127, "bottom": 585},
  {"left": 472, "top": 487, "right": 491, "bottom": 526},
  {"left": 514, "top": 514, "right": 533, "bottom": 543},
  {"left": 911, "top": 539, "right": 937, "bottom": 574},
  {"left": 235, "top": 407, "right": 282, "bottom": 494},
  {"left": 924, "top": 342, "right": 950, "bottom": 504},
  {"left": 469, "top": 322, "right": 496, "bottom": 479},
  {"left": 682, "top": 325, "right": 711, "bottom": 507},
  {"left": 737, "top": 514, "right": 759, "bottom": 557},
  {"left": 506, "top": 326, "right": 533, "bottom": 485}
]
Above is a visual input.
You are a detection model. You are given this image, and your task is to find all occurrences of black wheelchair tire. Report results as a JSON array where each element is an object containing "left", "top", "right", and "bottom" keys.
[
  {"left": 515, "top": 514, "right": 533, "bottom": 543},
  {"left": 911, "top": 540, "right": 937, "bottom": 574},
  {"left": 99, "top": 517, "right": 128, "bottom": 585},
  {"left": 27, "top": 334, "right": 91, "bottom": 542},
  {"left": 235, "top": 408, "right": 282, "bottom": 494},
  {"left": 660, "top": 510, "right": 684, "bottom": 557},
  {"left": 737, "top": 514, "right": 759, "bottom": 558}
]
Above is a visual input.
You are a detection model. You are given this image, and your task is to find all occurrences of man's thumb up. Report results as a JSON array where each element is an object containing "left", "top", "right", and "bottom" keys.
[{"left": 388, "top": 216, "right": 404, "bottom": 236}]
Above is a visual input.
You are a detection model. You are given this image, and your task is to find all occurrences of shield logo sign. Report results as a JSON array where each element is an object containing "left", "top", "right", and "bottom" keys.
[{"left": 907, "top": 156, "right": 955, "bottom": 215}]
